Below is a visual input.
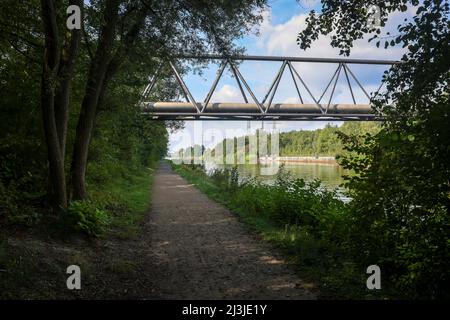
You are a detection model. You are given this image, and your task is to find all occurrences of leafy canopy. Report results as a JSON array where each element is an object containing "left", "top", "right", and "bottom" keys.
[{"left": 297, "top": 0, "right": 449, "bottom": 298}]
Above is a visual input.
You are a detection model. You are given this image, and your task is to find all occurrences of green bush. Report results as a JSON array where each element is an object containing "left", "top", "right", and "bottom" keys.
[
  {"left": 338, "top": 129, "right": 450, "bottom": 299},
  {"left": 227, "top": 167, "right": 347, "bottom": 242},
  {"left": 63, "top": 201, "right": 110, "bottom": 237}
]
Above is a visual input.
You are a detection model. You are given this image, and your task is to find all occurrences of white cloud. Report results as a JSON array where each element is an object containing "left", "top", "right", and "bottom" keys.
[
  {"left": 282, "top": 97, "right": 301, "bottom": 104},
  {"left": 256, "top": 9, "right": 272, "bottom": 49},
  {"left": 210, "top": 84, "right": 241, "bottom": 102},
  {"left": 257, "top": 7, "right": 411, "bottom": 60}
]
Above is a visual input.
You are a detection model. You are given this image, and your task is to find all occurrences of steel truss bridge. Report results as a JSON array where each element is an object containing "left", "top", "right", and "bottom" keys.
[{"left": 141, "top": 55, "right": 400, "bottom": 121}]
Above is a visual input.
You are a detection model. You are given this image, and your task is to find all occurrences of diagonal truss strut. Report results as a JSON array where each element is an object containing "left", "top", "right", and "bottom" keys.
[{"left": 140, "top": 54, "right": 400, "bottom": 120}]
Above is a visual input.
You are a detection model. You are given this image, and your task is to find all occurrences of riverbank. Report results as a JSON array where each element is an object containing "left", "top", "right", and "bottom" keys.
[
  {"left": 169, "top": 156, "right": 338, "bottom": 165},
  {"left": 170, "top": 162, "right": 392, "bottom": 299},
  {"left": 168, "top": 158, "right": 346, "bottom": 190}
]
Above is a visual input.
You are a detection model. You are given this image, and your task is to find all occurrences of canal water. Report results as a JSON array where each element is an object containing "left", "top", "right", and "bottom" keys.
[{"left": 203, "top": 161, "right": 349, "bottom": 189}]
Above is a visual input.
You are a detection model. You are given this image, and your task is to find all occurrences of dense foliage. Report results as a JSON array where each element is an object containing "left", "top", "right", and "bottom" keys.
[
  {"left": 0, "top": 37, "right": 168, "bottom": 227},
  {"left": 280, "top": 122, "right": 379, "bottom": 156},
  {"left": 298, "top": 0, "right": 450, "bottom": 298}
]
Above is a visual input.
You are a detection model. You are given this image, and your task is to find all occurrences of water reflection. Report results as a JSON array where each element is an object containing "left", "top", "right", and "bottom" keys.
[{"left": 204, "top": 162, "right": 348, "bottom": 189}]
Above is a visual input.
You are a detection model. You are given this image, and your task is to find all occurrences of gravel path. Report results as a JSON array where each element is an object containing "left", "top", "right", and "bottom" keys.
[{"left": 147, "top": 162, "right": 317, "bottom": 299}]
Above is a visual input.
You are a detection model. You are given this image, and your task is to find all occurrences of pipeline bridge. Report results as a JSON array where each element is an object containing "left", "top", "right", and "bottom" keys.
[{"left": 141, "top": 54, "right": 400, "bottom": 121}]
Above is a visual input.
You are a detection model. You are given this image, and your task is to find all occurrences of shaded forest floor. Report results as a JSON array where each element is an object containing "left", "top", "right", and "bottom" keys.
[
  {"left": 0, "top": 225, "right": 159, "bottom": 299},
  {"left": 0, "top": 169, "right": 159, "bottom": 299}
]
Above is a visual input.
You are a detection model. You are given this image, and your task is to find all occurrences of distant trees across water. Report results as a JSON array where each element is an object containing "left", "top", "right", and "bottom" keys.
[
  {"left": 279, "top": 122, "right": 380, "bottom": 157},
  {"left": 175, "top": 122, "right": 380, "bottom": 160}
]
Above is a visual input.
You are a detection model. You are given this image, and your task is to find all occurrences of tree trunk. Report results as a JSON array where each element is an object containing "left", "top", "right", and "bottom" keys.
[
  {"left": 44, "top": 0, "right": 81, "bottom": 204},
  {"left": 42, "top": 75, "right": 67, "bottom": 208},
  {"left": 55, "top": 17, "right": 81, "bottom": 159},
  {"left": 71, "top": 0, "right": 121, "bottom": 200},
  {"left": 40, "top": 0, "right": 67, "bottom": 208}
]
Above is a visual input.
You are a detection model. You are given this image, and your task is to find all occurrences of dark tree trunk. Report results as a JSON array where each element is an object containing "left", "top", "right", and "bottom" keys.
[
  {"left": 71, "top": 0, "right": 121, "bottom": 200},
  {"left": 55, "top": 19, "right": 81, "bottom": 159},
  {"left": 42, "top": 76, "right": 67, "bottom": 208},
  {"left": 40, "top": 0, "right": 67, "bottom": 208},
  {"left": 44, "top": 0, "right": 81, "bottom": 204}
]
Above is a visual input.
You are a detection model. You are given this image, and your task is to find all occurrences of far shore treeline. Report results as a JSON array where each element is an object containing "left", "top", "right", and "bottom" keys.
[{"left": 175, "top": 122, "right": 380, "bottom": 160}]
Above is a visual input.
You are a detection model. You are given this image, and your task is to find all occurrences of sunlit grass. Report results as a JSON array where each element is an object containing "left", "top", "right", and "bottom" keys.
[{"left": 88, "top": 166, "right": 157, "bottom": 239}]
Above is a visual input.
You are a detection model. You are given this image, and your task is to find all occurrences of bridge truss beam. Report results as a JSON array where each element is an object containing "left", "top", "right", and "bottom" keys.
[{"left": 141, "top": 54, "right": 400, "bottom": 121}]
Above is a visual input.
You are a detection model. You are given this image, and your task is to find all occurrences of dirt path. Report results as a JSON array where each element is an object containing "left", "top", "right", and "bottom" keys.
[{"left": 147, "top": 162, "right": 317, "bottom": 299}]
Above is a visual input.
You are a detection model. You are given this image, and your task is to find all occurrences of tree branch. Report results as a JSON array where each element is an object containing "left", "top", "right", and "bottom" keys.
[{"left": 7, "top": 39, "right": 41, "bottom": 65}]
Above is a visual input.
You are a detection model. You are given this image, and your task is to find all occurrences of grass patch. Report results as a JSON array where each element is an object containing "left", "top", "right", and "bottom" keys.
[{"left": 92, "top": 167, "right": 156, "bottom": 239}]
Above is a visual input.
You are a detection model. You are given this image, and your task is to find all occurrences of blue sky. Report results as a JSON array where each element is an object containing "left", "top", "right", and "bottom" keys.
[{"left": 168, "top": 0, "right": 415, "bottom": 154}]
